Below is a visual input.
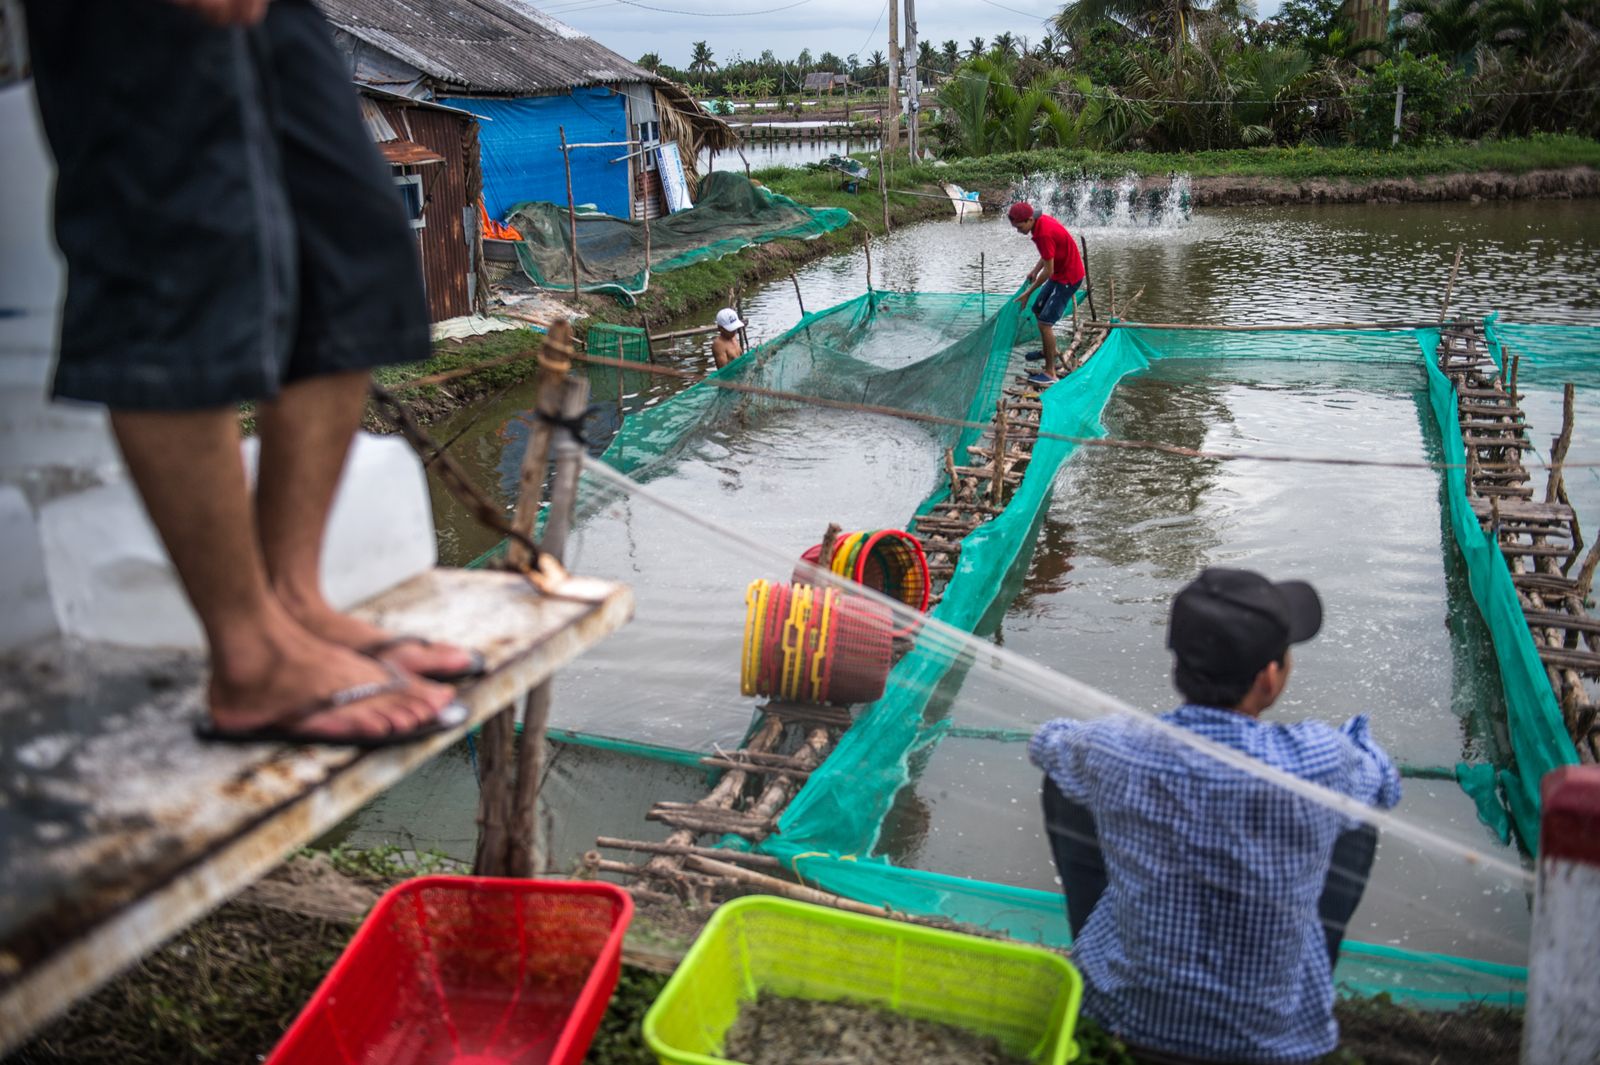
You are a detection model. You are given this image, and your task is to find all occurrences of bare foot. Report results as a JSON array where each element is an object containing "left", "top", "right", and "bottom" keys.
[
  {"left": 276, "top": 592, "right": 482, "bottom": 680},
  {"left": 207, "top": 618, "right": 464, "bottom": 743}
]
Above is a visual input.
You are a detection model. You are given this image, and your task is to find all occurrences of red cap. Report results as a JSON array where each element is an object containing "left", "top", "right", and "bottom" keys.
[{"left": 1007, "top": 202, "right": 1034, "bottom": 223}]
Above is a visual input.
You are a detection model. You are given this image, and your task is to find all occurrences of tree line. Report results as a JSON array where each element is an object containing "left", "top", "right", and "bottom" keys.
[{"left": 639, "top": 0, "right": 1599, "bottom": 152}]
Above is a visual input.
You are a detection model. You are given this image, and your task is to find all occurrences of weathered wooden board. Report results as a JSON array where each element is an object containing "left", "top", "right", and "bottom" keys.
[{"left": 0, "top": 566, "right": 632, "bottom": 1050}]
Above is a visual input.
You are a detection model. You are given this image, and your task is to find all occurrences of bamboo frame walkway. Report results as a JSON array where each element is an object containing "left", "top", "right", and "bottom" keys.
[
  {"left": 0, "top": 567, "right": 632, "bottom": 1051},
  {"left": 1438, "top": 321, "right": 1600, "bottom": 763}
]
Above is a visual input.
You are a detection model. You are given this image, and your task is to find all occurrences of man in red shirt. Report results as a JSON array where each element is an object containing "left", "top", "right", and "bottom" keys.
[{"left": 1008, "top": 202, "right": 1086, "bottom": 384}]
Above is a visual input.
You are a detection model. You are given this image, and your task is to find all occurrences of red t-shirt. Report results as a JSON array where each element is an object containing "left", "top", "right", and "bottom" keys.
[{"left": 1031, "top": 214, "right": 1086, "bottom": 285}]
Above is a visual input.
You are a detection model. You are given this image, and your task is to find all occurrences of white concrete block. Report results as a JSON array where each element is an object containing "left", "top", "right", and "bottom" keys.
[
  {"left": 0, "top": 484, "right": 61, "bottom": 650},
  {"left": 39, "top": 433, "right": 437, "bottom": 649}
]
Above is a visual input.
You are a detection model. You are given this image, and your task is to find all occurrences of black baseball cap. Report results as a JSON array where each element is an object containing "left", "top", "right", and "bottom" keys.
[{"left": 1167, "top": 568, "right": 1322, "bottom": 683}]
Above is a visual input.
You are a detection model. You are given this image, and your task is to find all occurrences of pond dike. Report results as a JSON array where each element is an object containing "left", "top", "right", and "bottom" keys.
[{"left": 1190, "top": 166, "right": 1600, "bottom": 207}]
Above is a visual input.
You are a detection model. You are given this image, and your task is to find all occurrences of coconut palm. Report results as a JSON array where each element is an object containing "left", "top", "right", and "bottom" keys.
[
  {"left": 993, "top": 31, "right": 1018, "bottom": 57},
  {"left": 689, "top": 41, "right": 717, "bottom": 77},
  {"left": 1053, "top": 0, "right": 1235, "bottom": 63},
  {"left": 1483, "top": 0, "right": 1591, "bottom": 58},
  {"left": 868, "top": 48, "right": 887, "bottom": 85},
  {"left": 918, "top": 40, "right": 938, "bottom": 73},
  {"left": 968, "top": 36, "right": 988, "bottom": 57},
  {"left": 1392, "top": 0, "right": 1487, "bottom": 66},
  {"left": 942, "top": 39, "right": 961, "bottom": 69}
]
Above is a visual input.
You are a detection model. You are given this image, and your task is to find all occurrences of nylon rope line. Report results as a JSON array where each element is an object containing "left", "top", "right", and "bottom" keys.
[
  {"left": 557, "top": 345, "right": 1600, "bottom": 474},
  {"left": 577, "top": 451, "right": 1535, "bottom": 892}
]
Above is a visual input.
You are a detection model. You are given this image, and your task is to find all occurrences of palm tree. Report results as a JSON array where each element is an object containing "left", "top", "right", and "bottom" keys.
[
  {"left": 1392, "top": 0, "right": 1488, "bottom": 66},
  {"left": 993, "top": 31, "right": 1018, "bottom": 57},
  {"left": 942, "top": 39, "right": 961, "bottom": 70},
  {"left": 689, "top": 40, "right": 717, "bottom": 78},
  {"left": 865, "top": 49, "right": 886, "bottom": 86},
  {"left": 968, "top": 36, "right": 988, "bottom": 57},
  {"left": 1483, "top": 0, "right": 1588, "bottom": 58},
  {"left": 1054, "top": 0, "right": 1234, "bottom": 64},
  {"left": 637, "top": 51, "right": 662, "bottom": 72},
  {"left": 917, "top": 40, "right": 938, "bottom": 73},
  {"left": 1034, "top": 32, "right": 1062, "bottom": 62}
]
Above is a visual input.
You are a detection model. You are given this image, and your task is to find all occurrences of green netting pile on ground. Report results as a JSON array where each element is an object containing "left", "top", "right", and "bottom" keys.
[{"left": 505, "top": 172, "right": 852, "bottom": 302}]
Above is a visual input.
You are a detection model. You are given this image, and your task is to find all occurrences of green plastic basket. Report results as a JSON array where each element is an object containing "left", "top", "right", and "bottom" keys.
[{"left": 642, "top": 896, "right": 1082, "bottom": 1065}]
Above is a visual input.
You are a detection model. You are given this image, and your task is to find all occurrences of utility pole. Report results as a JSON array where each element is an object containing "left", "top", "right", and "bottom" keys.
[
  {"left": 903, "top": 0, "right": 918, "bottom": 159},
  {"left": 885, "top": 0, "right": 900, "bottom": 152},
  {"left": 1391, "top": 82, "right": 1405, "bottom": 146}
]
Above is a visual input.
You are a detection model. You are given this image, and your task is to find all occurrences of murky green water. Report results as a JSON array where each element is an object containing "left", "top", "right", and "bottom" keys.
[{"left": 346, "top": 198, "right": 1600, "bottom": 963}]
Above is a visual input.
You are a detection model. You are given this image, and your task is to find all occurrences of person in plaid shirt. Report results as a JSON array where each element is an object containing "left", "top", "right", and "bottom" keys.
[{"left": 1030, "top": 568, "right": 1402, "bottom": 1064}]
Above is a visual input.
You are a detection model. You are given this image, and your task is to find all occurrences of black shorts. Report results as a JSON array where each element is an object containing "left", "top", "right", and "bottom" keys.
[{"left": 25, "top": 0, "right": 429, "bottom": 410}]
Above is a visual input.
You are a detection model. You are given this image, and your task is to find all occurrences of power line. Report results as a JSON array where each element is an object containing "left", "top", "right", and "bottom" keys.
[
  {"left": 852, "top": 0, "right": 890, "bottom": 66},
  {"left": 975, "top": 0, "right": 1055, "bottom": 22},
  {"left": 608, "top": 0, "right": 813, "bottom": 15}
]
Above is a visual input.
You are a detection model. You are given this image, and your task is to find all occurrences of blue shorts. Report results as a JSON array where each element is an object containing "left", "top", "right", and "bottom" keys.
[{"left": 1032, "top": 279, "right": 1080, "bottom": 326}]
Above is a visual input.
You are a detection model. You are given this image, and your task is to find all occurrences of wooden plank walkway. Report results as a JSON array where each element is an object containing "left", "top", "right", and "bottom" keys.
[
  {"left": 1438, "top": 321, "right": 1600, "bottom": 763},
  {"left": 0, "top": 567, "right": 632, "bottom": 1050}
]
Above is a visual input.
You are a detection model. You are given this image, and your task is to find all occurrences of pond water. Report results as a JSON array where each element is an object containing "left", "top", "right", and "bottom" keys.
[
  {"left": 343, "top": 197, "right": 1600, "bottom": 966},
  {"left": 699, "top": 137, "right": 880, "bottom": 174}
]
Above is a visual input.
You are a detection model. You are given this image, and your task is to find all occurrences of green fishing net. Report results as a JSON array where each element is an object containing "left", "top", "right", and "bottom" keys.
[{"left": 505, "top": 172, "right": 852, "bottom": 302}]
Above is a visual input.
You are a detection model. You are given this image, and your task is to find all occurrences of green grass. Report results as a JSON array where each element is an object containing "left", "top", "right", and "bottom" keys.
[{"left": 904, "top": 133, "right": 1600, "bottom": 186}]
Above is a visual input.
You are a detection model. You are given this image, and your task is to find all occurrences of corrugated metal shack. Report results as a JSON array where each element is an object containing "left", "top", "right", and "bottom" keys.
[
  {"left": 360, "top": 90, "right": 486, "bottom": 321},
  {"left": 321, "top": 0, "right": 735, "bottom": 224}
]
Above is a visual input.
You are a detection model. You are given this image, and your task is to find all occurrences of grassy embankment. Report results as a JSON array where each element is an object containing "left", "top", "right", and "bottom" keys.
[
  {"left": 375, "top": 133, "right": 1600, "bottom": 420},
  {"left": 14, "top": 851, "right": 1524, "bottom": 1065},
  {"left": 901, "top": 132, "right": 1600, "bottom": 186}
]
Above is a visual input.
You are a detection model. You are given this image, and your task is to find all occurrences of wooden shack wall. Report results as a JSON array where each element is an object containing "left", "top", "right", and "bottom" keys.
[{"left": 379, "top": 101, "right": 476, "bottom": 321}]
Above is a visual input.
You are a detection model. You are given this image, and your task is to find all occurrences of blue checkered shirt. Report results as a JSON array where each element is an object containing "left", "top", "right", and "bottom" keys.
[{"left": 1030, "top": 706, "right": 1401, "bottom": 1064}]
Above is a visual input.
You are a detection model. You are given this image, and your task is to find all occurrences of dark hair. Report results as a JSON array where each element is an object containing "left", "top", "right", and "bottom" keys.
[{"left": 1173, "top": 651, "right": 1286, "bottom": 709}]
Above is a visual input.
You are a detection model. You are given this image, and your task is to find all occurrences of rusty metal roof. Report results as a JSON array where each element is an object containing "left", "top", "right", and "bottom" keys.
[
  {"left": 379, "top": 139, "right": 447, "bottom": 165},
  {"left": 318, "top": 0, "right": 659, "bottom": 94}
]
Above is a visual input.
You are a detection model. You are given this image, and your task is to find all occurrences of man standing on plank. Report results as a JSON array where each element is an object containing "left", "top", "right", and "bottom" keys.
[
  {"left": 23, "top": 0, "right": 481, "bottom": 745},
  {"left": 1008, "top": 202, "right": 1085, "bottom": 386}
]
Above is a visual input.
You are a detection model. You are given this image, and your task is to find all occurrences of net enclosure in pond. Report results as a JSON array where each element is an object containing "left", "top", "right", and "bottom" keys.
[
  {"left": 505, "top": 172, "right": 852, "bottom": 302},
  {"left": 478, "top": 291, "right": 1589, "bottom": 1012}
]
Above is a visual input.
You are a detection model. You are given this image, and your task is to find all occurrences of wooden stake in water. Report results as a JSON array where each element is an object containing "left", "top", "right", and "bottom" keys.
[
  {"left": 1439, "top": 243, "right": 1465, "bottom": 325},
  {"left": 979, "top": 252, "right": 986, "bottom": 316},
  {"left": 863, "top": 228, "right": 874, "bottom": 295},
  {"left": 790, "top": 272, "right": 807, "bottom": 316},
  {"left": 1080, "top": 234, "right": 1098, "bottom": 320}
]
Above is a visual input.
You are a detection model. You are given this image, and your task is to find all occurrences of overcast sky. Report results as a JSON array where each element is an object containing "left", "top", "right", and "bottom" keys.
[{"left": 543, "top": 0, "right": 1283, "bottom": 72}]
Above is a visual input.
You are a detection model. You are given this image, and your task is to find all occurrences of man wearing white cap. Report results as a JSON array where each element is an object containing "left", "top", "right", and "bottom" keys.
[{"left": 712, "top": 307, "right": 745, "bottom": 369}]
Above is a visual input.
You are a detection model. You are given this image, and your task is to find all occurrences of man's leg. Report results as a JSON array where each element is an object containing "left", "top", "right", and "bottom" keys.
[
  {"left": 1039, "top": 320, "right": 1062, "bottom": 377},
  {"left": 109, "top": 408, "right": 455, "bottom": 738},
  {"left": 1042, "top": 775, "right": 1107, "bottom": 939},
  {"left": 253, "top": 370, "right": 479, "bottom": 678},
  {"left": 1318, "top": 822, "right": 1379, "bottom": 968}
]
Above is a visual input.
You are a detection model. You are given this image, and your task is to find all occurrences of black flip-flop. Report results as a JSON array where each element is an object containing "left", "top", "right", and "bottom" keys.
[
  {"left": 195, "top": 669, "right": 470, "bottom": 748},
  {"left": 361, "top": 634, "right": 488, "bottom": 683}
]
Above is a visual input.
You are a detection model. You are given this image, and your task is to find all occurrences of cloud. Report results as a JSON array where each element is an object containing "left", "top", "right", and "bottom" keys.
[{"left": 541, "top": 0, "right": 1063, "bottom": 69}]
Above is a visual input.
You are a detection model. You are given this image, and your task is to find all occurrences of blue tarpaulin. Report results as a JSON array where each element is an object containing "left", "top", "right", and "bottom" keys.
[{"left": 442, "top": 88, "right": 631, "bottom": 220}]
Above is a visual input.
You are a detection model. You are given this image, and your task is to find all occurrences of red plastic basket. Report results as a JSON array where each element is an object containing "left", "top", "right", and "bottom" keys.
[{"left": 266, "top": 876, "right": 632, "bottom": 1065}]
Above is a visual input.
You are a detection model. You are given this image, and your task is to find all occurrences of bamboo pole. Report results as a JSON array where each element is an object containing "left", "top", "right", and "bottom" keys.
[
  {"left": 990, "top": 396, "right": 1007, "bottom": 507},
  {"left": 684, "top": 855, "right": 920, "bottom": 921},
  {"left": 597, "top": 837, "right": 786, "bottom": 869},
  {"left": 650, "top": 323, "right": 720, "bottom": 342},
  {"left": 863, "top": 227, "right": 874, "bottom": 295},
  {"left": 1439, "top": 243, "right": 1464, "bottom": 325},
  {"left": 559, "top": 126, "right": 580, "bottom": 300},
  {"left": 1099, "top": 319, "right": 1444, "bottom": 332},
  {"left": 1547, "top": 383, "right": 1576, "bottom": 505},
  {"left": 979, "top": 252, "right": 985, "bottom": 316},
  {"left": 1079, "top": 235, "right": 1098, "bottom": 320},
  {"left": 878, "top": 144, "right": 890, "bottom": 233},
  {"left": 790, "top": 272, "right": 807, "bottom": 316}
]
